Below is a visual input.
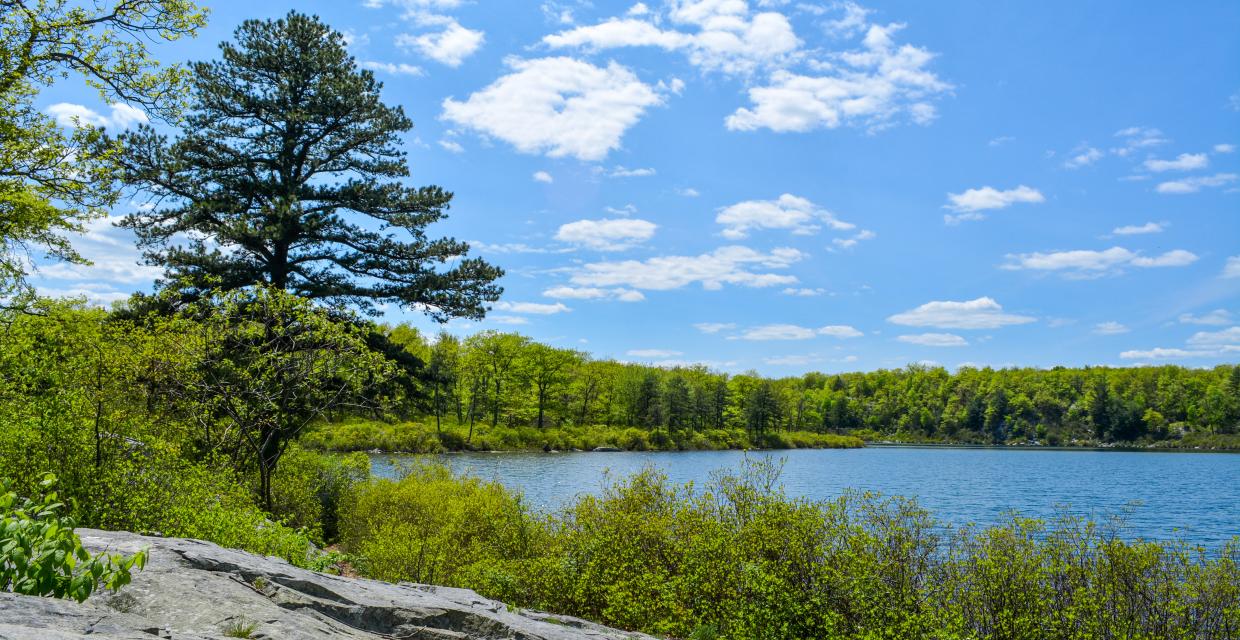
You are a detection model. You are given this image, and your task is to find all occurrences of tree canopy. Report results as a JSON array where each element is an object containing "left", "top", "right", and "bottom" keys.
[
  {"left": 0, "top": 0, "right": 205, "bottom": 300},
  {"left": 117, "top": 11, "right": 503, "bottom": 319}
]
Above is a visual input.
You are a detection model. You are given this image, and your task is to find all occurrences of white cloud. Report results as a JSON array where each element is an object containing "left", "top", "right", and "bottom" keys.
[
  {"left": 726, "top": 23, "right": 950, "bottom": 132},
  {"left": 1186, "top": 326, "right": 1240, "bottom": 347},
  {"left": 943, "top": 185, "right": 1043, "bottom": 223},
  {"left": 737, "top": 324, "right": 816, "bottom": 340},
  {"left": 555, "top": 218, "right": 658, "bottom": 251},
  {"left": 533, "top": 170, "right": 554, "bottom": 183},
  {"left": 1143, "top": 153, "right": 1208, "bottom": 173},
  {"left": 716, "top": 193, "right": 855, "bottom": 239},
  {"left": 988, "top": 135, "right": 1015, "bottom": 147},
  {"left": 490, "top": 315, "right": 530, "bottom": 325},
  {"left": 492, "top": 301, "right": 571, "bottom": 314},
  {"left": 543, "top": 285, "right": 645, "bottom": 302},
  {"left": 397, "top": 19, "right": 484, "bottom": 67},
  {"left": 1223, "top": 256, "right": 1240, "bottom": 279},
  {"left": 1002, "top": 247, "right": 1198, "bottom": 277},
  {"left": 898, "top": 332, "right": 967, "bottom": 347},
  {"left": 360, "top": 61, "right": 425, "bottom": 76},
  {"left": 627, "top": 348, "right": 684, "bottom": 358},
  {"left": 1112, "top": 126, "right": 1169, "bottom": 157},
  {"left": 735, "top": 323, "right": 862, "bottom": 341},
  {"left": 609, "top": 166, "right": 657, "bottom": 177},
  {"left": 888, "top": 297, "right": 1035, "bottom": 330},
  {"left": 818, "top": 325, "right": 863, "bottom": 338},
  {"left": 570, "top": 246, "right": 803, "bottom": 291},
  {"left": 438, "top": 139, "right": 464, "bottom": 153},
  {"left": 1092, "top": 321, "right": 1129, "bottom": 335},
  {"left": 1063, "top": 147, "right": 1103, "bottom": 169},
  {"left": 677, "top": 187, "right": 701, "bottom": 197},
  {"left": 1119, "top": 347, "right": 1214, "bottom": 360},
  {"left": 46, "top": 102, "right": 148, "bottom": 129},
  {"left": 1178, "top": 309, "right": 1232, "bottom": 326},
  {"left": 1215, "top": 143, "right": 1235, "bottom": 154},
  {"left": 1155, "top": 173, "right": 1237, "bottom": 194},
  {"left": 764, "top": 354, "right": 817, "bottom": 366},
  {"left": 782, "top": 287, "right": 826, "bottom": 296},
  {"left": 544, "top": 2, "right": 799, "bottom": 77},
  {"left": 1112, "top": 222, "right": 1164, "bottom": 235},
  {"left": 442, "top": 57, "right": 664, "bottom": 161},
  {"left": 694, "top": 322, "right": 737, "bottom": 334},
  {"left": 831, "top": 229, "right": 876, "bottom": 250}
]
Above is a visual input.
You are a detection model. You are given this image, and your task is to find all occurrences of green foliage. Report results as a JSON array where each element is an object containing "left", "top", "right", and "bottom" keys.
[
  {"left": 1, "top": 475, "right": 146, "bottom": 602},
  {"left": 301, "top": 418, "right": 863, "bottom": 453},
  {"left": 0, "top": 0, "right": 205, "bottom": 299},
  {"left": 339, "top": 460, "right": 1240, "bottom": 640},
  {"left": 339, "top": 460, "right": 545, "bottom": 586},
  {"left": 270, "top": 444, "right": 370, "bottom": 543}
]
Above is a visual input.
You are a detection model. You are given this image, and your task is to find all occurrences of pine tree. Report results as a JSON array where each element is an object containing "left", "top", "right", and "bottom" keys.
[{"left": 117, "top": 12, "right": 502, "bottom": 319}]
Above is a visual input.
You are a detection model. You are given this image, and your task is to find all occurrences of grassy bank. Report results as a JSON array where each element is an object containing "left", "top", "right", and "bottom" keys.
[{"left": 300, "top": 418, "right": 865, "bottom": 453}]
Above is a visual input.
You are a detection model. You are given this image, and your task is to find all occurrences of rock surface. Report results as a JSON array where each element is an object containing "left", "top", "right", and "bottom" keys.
[{"left": 0, "top": 529, "right": 656, "bottom": 640}]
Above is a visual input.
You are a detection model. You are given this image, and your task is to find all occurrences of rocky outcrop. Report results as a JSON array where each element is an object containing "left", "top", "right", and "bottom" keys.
[{"left": 0, "top": 529, "right": 655, "bottom": 640}]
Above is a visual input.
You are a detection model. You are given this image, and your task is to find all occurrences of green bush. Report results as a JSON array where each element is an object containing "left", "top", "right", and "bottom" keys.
[
  {"left": 1, "top": 475, "right": 146, "bottom": 602},
  {"left": 339, "top": 460, "right": 546, "bottom": 586},
  {"left": 270, "top": 445, "right": 370, "bottom": 543}
]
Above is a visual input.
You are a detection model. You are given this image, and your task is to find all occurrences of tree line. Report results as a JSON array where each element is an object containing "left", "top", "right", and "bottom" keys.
[{"left": 375, "top": 327, "right": 1240, "bottom": 447}]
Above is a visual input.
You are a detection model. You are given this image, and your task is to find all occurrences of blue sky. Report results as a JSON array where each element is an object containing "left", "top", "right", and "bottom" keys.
[{"left": 33, "top": 0, "right": 1240, "bottom": 375}]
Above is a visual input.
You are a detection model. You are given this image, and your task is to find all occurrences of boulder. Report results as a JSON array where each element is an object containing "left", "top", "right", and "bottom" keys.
[{"left": 0, "top": 529, "right": 656, "bottom": 640}]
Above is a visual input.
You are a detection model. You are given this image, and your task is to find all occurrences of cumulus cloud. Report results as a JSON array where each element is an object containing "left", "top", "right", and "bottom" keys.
[
  {"left": 677, "top": 187, "right": 701, "bottom": 197},
  {"left": 492, "top": 301, "right": 571, "bottom": 314},
  {"left": 609, "top": 166, "right": 656, "bottom": 177},
  {"left": 533, "top": 170, "right": 554, "bottom": 183},
  {"left": 1143, "top": 153, "right": 1208, "bottom": 173},
  {"left": 782, "top": 287, "right": 826, "bottom": 296},
  {"left": 442, "top": 57, "right": 665, "bottom": 161},
  {"left": 734, "top": 323, "right": 861, "bottom": 341},
  {"left": 716, "top": 193, "right": 856, "bottom": 239},
  {"left": 360, "top": 61, "right": 425, "bottom": 76},
  {"left": 1063, "top": 147, "right": 1103, "bottom": 169},
  {"left": 1186, "top": 326, "right": 1240, "bottom": 347},
  {"left": 1092, "top": 321, "right": 1129, "bottom": 335},
  {"left": 543, "top": 1, "right": 799, "bottom": 77},
  {"left": 46, "top": 102, "right": 148, "bottom": 129},
  {"left": 1178, "top": 309, "right": 1232, "bottom": 326},
  {"left": 543, "top": 285, "right": 645, "bottom": 302},
  {"left": 438, "top": 139, "right": 464, "bottom": 153},
  {"left": 1119, "top": 347, "right": 1215, "bottom": 360},
  {"left": 396, "top": 18, "right": 484, "bottom": 67},
  {"left": 1155, "top": 173, "right": 1237, "bottom": 194},
  {"left": 1215, "top": 143, "right": 1236, "bottom": 154},
  {"left": 1112, "top": 222, "right": 1165, "bottom": 235},
  {"left": 942, "top": 185, "right": 1043, "bottom": 223},
  {"left": 1223, "top": 256, "right": 1240, "bottom": 279},
  {"left": 570, "top": 246, "right": 804, "bottom": 291},
  {"left": 1002, "top": 247, "right": 1198, "bottom": 277},
  {"left": 888, "top": 297, "right": 1035, "bottom": 330},
  {"left": 627, "top": 348, "right": 684, "bottom": 358},
  {"left": 898, "top": 332, "right": 968, "bottom": 347},
  {"left": 693, "top": 322, "right": 737, "bottom": 334},
  {"left": 555, "top": 217, "right": 658, "bottom": 251},
  {"left": 726, "top": 22, "right": 950, "bottom": 132}
]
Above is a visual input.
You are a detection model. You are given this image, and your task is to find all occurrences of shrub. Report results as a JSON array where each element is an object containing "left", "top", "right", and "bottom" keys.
[
  {"left": 339, "top": 461, "right": 545, "bottom": 586},
  {"left": 1, "top": 475, "right": 147, "bottom": 602}
]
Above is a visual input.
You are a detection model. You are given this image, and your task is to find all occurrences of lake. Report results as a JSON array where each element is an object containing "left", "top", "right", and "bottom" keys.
[{"left": 370, "top": 445, "right": 1240, "bottom": 547}]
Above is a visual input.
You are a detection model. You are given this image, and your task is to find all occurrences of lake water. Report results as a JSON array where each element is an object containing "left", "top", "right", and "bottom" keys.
[{"left": 370, "top": 446, "right": 1240, "bottom": 547}]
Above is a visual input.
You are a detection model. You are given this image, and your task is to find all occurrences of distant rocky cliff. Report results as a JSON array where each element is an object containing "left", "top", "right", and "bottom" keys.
[{"left": 0, "top": 529, "right": 655, "bottom": 640}]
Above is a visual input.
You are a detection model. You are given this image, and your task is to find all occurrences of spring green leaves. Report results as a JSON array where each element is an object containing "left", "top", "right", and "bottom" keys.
[{"left": 1, "top": 474, "right": 147, "bottom": 602}]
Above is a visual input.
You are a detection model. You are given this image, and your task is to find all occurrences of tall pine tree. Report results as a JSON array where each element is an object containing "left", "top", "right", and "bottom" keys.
[{"left": 117, "top": 12, "right": 502, "bottom": 320}]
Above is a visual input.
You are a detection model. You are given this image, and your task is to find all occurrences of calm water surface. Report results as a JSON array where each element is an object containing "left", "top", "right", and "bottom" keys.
[{"left": 370, "top": 446, "right": 1240, "bottom": 547}]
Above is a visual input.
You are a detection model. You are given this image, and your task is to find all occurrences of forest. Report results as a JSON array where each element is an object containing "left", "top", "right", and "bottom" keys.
[{"left": 1, "top": 3, "right": 1237, "bottom": 639}]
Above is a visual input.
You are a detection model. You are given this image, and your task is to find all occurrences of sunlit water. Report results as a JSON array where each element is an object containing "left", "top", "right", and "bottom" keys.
[{"left": 370, "top": 446, "right": 1240, "bottom": 547}]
